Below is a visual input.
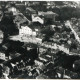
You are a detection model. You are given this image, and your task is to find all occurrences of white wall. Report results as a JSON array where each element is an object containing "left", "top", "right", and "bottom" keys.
[
  {"left": 32, "top": 15, "right": 44, "bottom": 24},
  {"left": 19, "top": 26, "right": 32, "bottom": 36},
  {"left": 0, "top": 52, "right": 5, "bottom": 60},
  {"left": 19, "top": 26, "right": 37, "bottom": 37}
]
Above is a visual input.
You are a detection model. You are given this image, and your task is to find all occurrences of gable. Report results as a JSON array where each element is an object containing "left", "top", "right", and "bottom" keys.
[{"left": 32, "top": 16, "right": 44, "bottom": 24}]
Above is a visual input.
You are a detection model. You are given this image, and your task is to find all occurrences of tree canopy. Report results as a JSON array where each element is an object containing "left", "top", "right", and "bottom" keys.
[{"left": 0, "top": 14, "right": 19, "bottom": 36}]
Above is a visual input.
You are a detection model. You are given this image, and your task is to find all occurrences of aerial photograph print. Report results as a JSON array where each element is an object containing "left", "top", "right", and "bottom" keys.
[{"left": 0, "top": 0, "right": 80, "bottom": 79}]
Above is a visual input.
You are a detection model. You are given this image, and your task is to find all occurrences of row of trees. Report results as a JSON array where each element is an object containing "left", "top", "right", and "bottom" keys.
[{"left": 52, "top": 7, "right": 80, "bottom": 22}]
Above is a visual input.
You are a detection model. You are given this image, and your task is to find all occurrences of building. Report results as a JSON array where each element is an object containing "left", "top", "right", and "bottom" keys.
[
  {"left": 19, "top": 26, "right": 36, "bottom": 36},
  {"left": 0, "top": 52, "right": 5, "bottom": 60},
  {"left": 19, "top": 26, "right": 32, "bottom": 36},
  {"left": 32, "top": 14, "right": 44, "bottom": 24},
  {"left": 38, "top": 11, "right": 58, "bottom": 24},
  {"left": 25, "top": 7, "right": 37, "bottom": 21},
  {"left": 26, "top": 7, "right": 37, "bottom": 15},
  {"left": 46, "top": 1, "right": 55, "bottom": 9}
]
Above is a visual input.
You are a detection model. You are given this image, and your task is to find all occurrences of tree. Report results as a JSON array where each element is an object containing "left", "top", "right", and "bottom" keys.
[
  {"left": 0, "top": 13, "right": 19, "bottom": 36},
  {"left": 54, "top": 1, "right": 64, "bottom": 6},
  {"left": 41, "top": 26, "right": 55, "bottom": 42},
  {"left": 52, "top": 6, "right": 80, "bottom": 22},
  {"left": 73, "top": 60, "right": 80, "bottom": 73}
]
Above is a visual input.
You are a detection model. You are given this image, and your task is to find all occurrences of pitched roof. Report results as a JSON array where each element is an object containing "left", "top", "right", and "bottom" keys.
[
  {"left": 38, "top": 11, "right": 58, "bottom": 16},
  {"left": 26, "top": 7, "right": 36, "bottom": 12},
  {"left": 32, "top": 14, "right": 44, "bottom": 24}
]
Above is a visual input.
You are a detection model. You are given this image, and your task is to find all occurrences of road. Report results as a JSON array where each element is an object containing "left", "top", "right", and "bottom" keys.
[{"left": 10, "top": 35, "right": 78, "bottom": 56}]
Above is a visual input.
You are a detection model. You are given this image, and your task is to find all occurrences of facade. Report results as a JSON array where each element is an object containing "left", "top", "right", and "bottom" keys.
[
  {"left": 32, "top": 14, "right": 44, "bottom": 24},
  {"left": 0, "top": 52, "right": 5, "bottom": 60},
  {"left": 19, "top": 26, "right": 36, "bottom": 36}
]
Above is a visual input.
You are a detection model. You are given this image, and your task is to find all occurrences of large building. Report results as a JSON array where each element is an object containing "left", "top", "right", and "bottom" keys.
[
  {"left": 19, "top": 26, "right": 36, "bottom": 36},
  {"left": 19, "top": 26, "right": 32, "bottom": 36}
]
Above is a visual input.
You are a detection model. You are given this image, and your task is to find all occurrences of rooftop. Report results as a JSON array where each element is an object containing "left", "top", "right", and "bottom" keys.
[
  {"left": 26, "top": 7, "right": 36, "bottom": 12},
  {"left": 38, "top": 11, "right": 58, "bottom": 16}
]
